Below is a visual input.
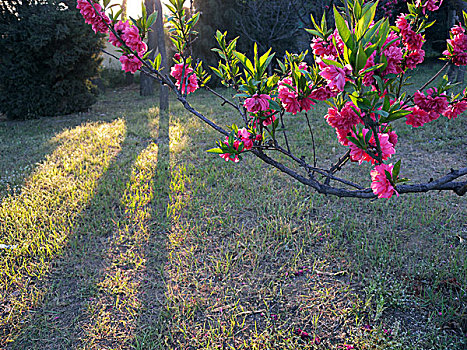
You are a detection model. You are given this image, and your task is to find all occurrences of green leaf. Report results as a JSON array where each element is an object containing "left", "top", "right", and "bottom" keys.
[
  {"left": 334, "top": 7, "right": 353, "bottom": 49},
  {"left": 347, "top": 136, "right": 363, "bottom": 148},
  {"left": 141, "top": 1, "right": 147, "bottom": 21},
  {"left": 233, "top": 51, "right": 255, "bottom": 76},
  {"left": 321, "top": 58, "right": 344, "bottom": 68},
  {"left": 356, "top": 1, "right": 377, "bottom": 39},
  {"left": 360, "top": 63, "right": 384, "bottom": 75},
  {"left": 393, "top": 159, "right": 401, "bottom": 179},
  {"left": 381, "top": 109, "right": 412, "bottom": 123},
  {"left": 269, "top": 99, "right": 282, "bottom": 111},
  {"left": 384, "top": 170, "right": 393, "bottom": 183},
  {"left": 355, "top": 42, "right": 368, "bottom": 72},
  {"left": 304, "top": 29, "right": 323, "bottom": 38},
  {"left": 364, "top": 128, "right": 372, "bottom": 145},
  {"left": 206, "top": 147, "right": 225, "bottom": 154},
  {"left": 147, "top": 11, "right": 158, "bottom": 29}
]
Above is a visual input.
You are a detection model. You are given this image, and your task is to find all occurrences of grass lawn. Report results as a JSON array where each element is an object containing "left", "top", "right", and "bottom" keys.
[{"left": 0, "top": 63, "right": 466, "bottom": 349}]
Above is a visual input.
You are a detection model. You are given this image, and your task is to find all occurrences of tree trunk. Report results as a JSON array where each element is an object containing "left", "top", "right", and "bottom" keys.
[
  {"left": 140, "top": 0, "right": 156, "bottom": 96},
  {"left": 155, "top": 0, "right": 169, "bottom": 111}
]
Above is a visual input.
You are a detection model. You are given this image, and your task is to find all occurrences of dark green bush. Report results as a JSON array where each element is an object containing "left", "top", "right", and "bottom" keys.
[{"left": 0, "top": 0, "right": 103, "bottom": 119}]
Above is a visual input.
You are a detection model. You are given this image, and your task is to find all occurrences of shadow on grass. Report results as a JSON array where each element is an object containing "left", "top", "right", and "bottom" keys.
[{"left": 6, "top": 106, "right": 170, "bottom": 349}]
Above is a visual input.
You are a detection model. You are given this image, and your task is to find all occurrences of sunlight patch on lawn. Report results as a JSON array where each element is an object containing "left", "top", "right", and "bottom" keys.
[
  {"left": 81, "top": 142, "right": 160, "bottom": 349},
  {"left": 0, "top": 119, "right": 126, "bottom": 344}
]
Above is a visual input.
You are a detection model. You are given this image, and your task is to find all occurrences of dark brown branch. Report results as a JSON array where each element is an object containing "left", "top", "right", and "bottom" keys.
[
  {"left": 204, "top": 86, "right": 246, "bottom": 121},
  {"left": 325, "top": 150, "right": 351, "bottom": 186}
]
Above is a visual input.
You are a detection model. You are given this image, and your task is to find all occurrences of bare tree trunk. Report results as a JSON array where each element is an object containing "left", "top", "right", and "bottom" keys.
[
  {"left": 140, "top": 0, "right": 156, "bottom": 96},
  {"left": 155, "top": 0, "right": 169, "bottom": 111}
]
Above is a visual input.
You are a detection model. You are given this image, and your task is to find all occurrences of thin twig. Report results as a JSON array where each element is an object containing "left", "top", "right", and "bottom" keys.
[
  {"left": 418, "top": 61, "right": 449, "bottom": 92},
  {"left": 304, "top": 112, "right": 317, "bottom": 171},
  {"left": 280, "top": 112, "right": 291, "bottom": 153}
]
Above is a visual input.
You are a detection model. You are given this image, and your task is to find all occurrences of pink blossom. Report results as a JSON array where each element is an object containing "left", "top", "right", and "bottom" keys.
[
  {"left": 396, "top": 14, "right": 410, "bottom": 34},
  {"left": 309, "top": 86, "right": 336, "bottom": 101},
  {"left": 387, "top": 130, "right": 398, "bottom": 147},
  {"left": 405, "top": 106, "right": 431, "bottom": 127},
  {"left": 311, "top": 37, "right": 338, "bottom": 59},
  {"left": 244, "top": 94, "right": 271, "bottom": 113},
  {"left": 383, "top": 46, "right": 403, "bottom": 75},
  {"left": 257, "top": 111, "right": 277, "bottom": 127},
  {"left": 453, "top": 51, "right": 467, "bottom": 66},
  {"left": 350, "top": 131, "right": 395, "bottom": 165},
  {"left": 319, "top": 64, "right": 350, "bottom": 92},
  {"left": 448, "top": 30, "right": 467, "bottom": 51},
  {"left": 414, "top": 88, "right": 448, "bottom": 114},
  {"left": 122, "top": 25, "right": 147, "bottom": 54},
  {"left": 300, "top": 97, "right": 315, "bottom": 112},
  {"left": 119, "top": 54, "right": 142, "bottom": 73},
  {"left": 325, "top": 102, "right": 361, "bottom": 130},
  {"left": 170, "top": 63, "right": 192, "bottom": 81},
  {"left": 403, "top": 30, "right": 424, "bottom": 51},
  {"left": 77, "top": 0, "right": 110, "bottom": 34},
  {"left": 336, "top": 127, "right": 351, "bottom": 146},
  {"left": 298, "top": 62, "right": 308, "bottom": 71},
  {"left": 170, "top": 63, "right": 199, "bottom": 94},
  {"left": 384, "top": 31, "right": 401, "bottom": 48},
  {"left": 262, "top": 114, "right": 276, "bottom": 126},
  {"left": 219, "top": 136, "right": 242, "bottom": 163},
  {"left": 109, "top": 21, "right": 130, "bottom": 47},
  {"left": 443, "top": 100, "right": 467, "bottom": 119},
  {"left": 278, "top": 79, "right": 301, "bottom": 115},
  {"left": 371, "top": 163, "right": 398, "bottom": 199},
  {"left": 405, "top": 49, "right": 425, "bottom": 69},
  {"left": 361, "top": 52, "right": 376, "bottom": 86},
  {"left": 331, "top": 29, "right": 345, "bottom": 56},
  {"left": 219, "top": 153, "right": 239, "bottom": 163},
  {"left": 237, "top": 128, "right": 253, "bottom": 150},
  {"left": 416, "top": 0, "right": 443, "bottom": 13}
]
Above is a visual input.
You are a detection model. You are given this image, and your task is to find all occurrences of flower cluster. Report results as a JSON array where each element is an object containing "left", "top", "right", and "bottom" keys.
[
  {"left": 396, "top": 14, "right": 426, "bottom": 70},
  {"left": 76, "top": 0, "right": 110, "bottom": 34},
  {"left": 109, "top": 20, "right": 148, "bottom": 54},
  {"left": 371, "top": 163, "right": 398, "bottom": 198},
  {"left": 219, "top": 128, "right": 260, "bottom": 162},
  {"left": 380, "top": 0, "right": 401, "bottom": 18},
  {"left": 277, "top": 78, "right": 314, "bottom": 115},
  {"left": 106, "top": 20, "right": 148, "bottom": 73},
  {"left": 170, "top": 63, "right": 199, "bottom": 94},
  {"left": 349, "top": 129, "right": 396, "bottom": 165},
  {"left": 311, "top": 30, "right": 344, "bottom": 60},
  {"left": 325, "top": 102, "right": 361, "bottom": 136},
  {"left": 244, "top": 94, "right": 277, "bottom": 127},
  {"left": 406, "top": 88, "right": 466, "bottom": 126},
  {"left": 444, "top": 24, "right": 467, "bottom": 66},
  {"left": 244, "top": 94, "right": 270, "bottom": 113},
  {"left": 443, "top": 99, "right": 467, "bottom": 119},
  {"left": 415, "top": 0, "right": 443, "bottom": 14},
  {"left": 319, "top": 62, "right": 352, "bottom": 92}
]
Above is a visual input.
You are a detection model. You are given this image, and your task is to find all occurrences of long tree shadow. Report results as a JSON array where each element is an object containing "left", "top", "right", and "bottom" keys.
[
  {"left": 132, "top": 109, "right": 171, "bottom": 349},
  {"left": 7, "top": 106, "right": 168, "bottom": 349}
]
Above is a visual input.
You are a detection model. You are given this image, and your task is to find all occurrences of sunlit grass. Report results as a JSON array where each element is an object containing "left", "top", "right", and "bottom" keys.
[
  {"left": 0, "top": 119, "right": 126, "bottom": 343},
  {"left": 81, "top": 142, "right": 160, "bottom": 349}
]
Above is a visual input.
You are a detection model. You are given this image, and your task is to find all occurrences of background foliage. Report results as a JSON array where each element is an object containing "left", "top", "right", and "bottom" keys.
[{"left": 0, "top": 0, "right": 103, "bottom": 119}]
